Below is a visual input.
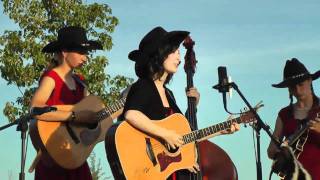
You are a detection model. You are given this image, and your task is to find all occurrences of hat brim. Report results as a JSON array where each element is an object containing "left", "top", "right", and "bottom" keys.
[
  {"left": 42, "top": 40, "right": 103, "bottom": 53},
  {"left": 272, "top": 70, "right": 320, "bottom": 88},
  {"left": 128, "top": 31, "right": 190, "bottom": 62},
  {"left": 128, "top": 31, "right": 190, "bottom": 63},
  {"left": 163, "top": 31, "right": 190, "bottom": 48},
  {"left": 128, "top": 50, "right": 140, "bottom": 62}
]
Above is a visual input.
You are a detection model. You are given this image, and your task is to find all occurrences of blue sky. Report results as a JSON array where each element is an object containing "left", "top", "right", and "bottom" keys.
[{"left": 1, "top": 0, "right": 320, "bottom": 179}]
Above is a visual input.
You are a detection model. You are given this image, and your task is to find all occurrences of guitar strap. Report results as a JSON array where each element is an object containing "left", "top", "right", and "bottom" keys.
[
  {"left": 72, "top": 74, "right": 90, "bottom": 93},
  {"left": 66, "top": 123, "right": 80, "bottom": 144},
  {"left": 64, "top": 74, "right": 88, "bottom": 144}
]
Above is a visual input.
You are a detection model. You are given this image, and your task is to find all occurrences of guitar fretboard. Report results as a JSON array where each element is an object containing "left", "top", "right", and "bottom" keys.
[
  {"left": 96, "top": 97, "right": 126, "bottom": 122},
  {"left": 183, "top": 116, "right": 248, "bottom": 144}
]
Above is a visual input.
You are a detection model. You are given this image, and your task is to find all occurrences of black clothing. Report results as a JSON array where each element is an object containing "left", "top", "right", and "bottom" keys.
[
  {"left": 120, "top": 78, "right": 193, "bottom": 180},
  {"left": 121, "top": 78, "right": 182, "bottom": 120}
]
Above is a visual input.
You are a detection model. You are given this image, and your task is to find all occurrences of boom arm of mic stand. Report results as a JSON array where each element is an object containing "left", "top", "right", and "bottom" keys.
[
  {"left": 0, "top": 114, "right": 31, "bottom": 132},
  {"left": 228, "top": 82, "right": 280, "bottom": 180},
  {"left": 229, "top": 82, "right": 280, "bottom": 145}
]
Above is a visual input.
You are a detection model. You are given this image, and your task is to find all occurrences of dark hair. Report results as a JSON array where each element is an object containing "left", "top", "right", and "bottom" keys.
[{"left": 143, "top": 43, "right": 179, "bottom": 84}]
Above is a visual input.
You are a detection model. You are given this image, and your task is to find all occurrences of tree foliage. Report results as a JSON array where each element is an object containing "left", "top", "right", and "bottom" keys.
[
  {"left": 0, "top": 0, "right": 132, "bottom": 122},
  {"left": 89, "top": 152, "right": 113, "bottom": 180}
]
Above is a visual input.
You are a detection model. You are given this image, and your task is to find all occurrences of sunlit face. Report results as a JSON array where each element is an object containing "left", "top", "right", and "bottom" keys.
[
  {"left": 63, "top": 50, "right": 88, "bottom": 68},
  {"left": 163, "top": 49, "right": 181, "bottom": 74},
  {"left": 288, "top": 78, "right": 312, "bottom": 101}
]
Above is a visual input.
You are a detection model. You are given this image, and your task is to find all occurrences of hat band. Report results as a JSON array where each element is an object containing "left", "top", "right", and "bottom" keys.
[
  {"left": 284, "top": 73, "right": 308, "bottom": 81},
  {"left": 81, "top": 43, "right": 91, "bottom": 47}
]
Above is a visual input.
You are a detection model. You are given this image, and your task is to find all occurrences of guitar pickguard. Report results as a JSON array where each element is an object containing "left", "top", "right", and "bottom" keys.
[{"left": 157, "top": 151, "right": 182, "bottom": 172}]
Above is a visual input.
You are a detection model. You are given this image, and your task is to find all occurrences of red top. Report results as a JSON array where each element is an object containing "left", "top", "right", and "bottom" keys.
[
  {"left": 35, "top": 70, "right": 92, "bottom": 180},
  {"left": 279, "top": 106, "right": 320, "bottom": 179},
  {"left": 43, "top": 70, "right": 85, "bottom": 106}
]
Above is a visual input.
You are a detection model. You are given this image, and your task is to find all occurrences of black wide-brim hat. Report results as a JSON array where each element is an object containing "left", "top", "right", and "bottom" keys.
[
  {"left": 272, "top": 58, "right": 320, "bottom": 88},
  {"left": 42, "top": 26, "right": 103, "bottom": 53},
  {"left": 128, "top": 26, "right": 190, "bottom": 64}
]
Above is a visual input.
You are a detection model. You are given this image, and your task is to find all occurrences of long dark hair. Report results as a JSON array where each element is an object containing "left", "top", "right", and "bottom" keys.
[{"left": 143, "top": 43, "right": 179, "bottom": 84}]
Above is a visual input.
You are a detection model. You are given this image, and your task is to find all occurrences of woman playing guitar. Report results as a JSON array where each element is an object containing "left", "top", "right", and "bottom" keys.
[
  {"left": 115, "top": 26, "right": 240, "bottom": 179},
  {"left": 30, "top": 26, "right": 103, "bottom": 180},
  {"left": 267, "top": 58, "right": 320, "bottom": 179}
]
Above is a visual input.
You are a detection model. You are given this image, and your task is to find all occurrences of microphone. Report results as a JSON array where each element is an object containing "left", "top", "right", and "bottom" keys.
[
  {"left": 30, "top": 106, "right": 57, "bottom": 116},
  {"left": 213, "top": 66, "right": 232, "bottom": 114},
  {"left": 213, "top": 66, "right": 230, "bottom": 93}
]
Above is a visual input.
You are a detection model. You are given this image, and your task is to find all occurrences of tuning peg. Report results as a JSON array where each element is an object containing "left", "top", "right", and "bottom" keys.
[
  {"left": 254, "top": 101, "right": 264, "bottom": 110},
  {"left": 249, "top": 121, "right": 255, "bottom": 127}
]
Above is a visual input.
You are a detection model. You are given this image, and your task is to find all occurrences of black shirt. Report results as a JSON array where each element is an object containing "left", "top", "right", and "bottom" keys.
[
  {"left": 120, "top": 78, "right": 192, "bottom": 179},
  {"left": 122, "top": 78, "right": 182, "bottom": 120}
]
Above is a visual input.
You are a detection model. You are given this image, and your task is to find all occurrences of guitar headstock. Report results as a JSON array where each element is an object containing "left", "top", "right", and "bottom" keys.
[{"left": 239, "top": 101, "right": 264, "bottom": 124}]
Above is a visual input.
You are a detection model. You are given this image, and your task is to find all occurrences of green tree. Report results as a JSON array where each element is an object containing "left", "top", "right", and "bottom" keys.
[
  {"left": 0, "top": 0, "right": 132, "bottom": 122},
  {"left": 89, "top": 152, "right": 113, "bottom": 180}
]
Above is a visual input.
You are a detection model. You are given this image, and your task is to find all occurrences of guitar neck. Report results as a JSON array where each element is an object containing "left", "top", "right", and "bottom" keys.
[
  {"left": 183, "top": 116, "right": 243, "bottom": 145},
  {"left": 96, "top": 97, "right": 126, "bottom": 122}
]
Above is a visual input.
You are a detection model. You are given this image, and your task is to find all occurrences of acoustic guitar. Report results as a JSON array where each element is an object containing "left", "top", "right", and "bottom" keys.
[
  {"left": 105, "top": 103, "right": 262, "bottom": 180},
  {"left": 29, "top": 95, "right": 125, "bottom": 169}
]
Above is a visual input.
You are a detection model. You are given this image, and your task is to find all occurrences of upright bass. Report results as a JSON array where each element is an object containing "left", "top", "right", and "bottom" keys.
[{"left": 182, "top": 36, "right": 238, "bottom": 180}]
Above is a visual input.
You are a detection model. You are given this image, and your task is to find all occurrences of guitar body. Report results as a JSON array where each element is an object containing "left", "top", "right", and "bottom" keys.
[
  {"left": 29, "top": 95, "right": 123, "bottom": 169},
  {"left": 105, "top": 113, "right": 196, "bottom": 180}
]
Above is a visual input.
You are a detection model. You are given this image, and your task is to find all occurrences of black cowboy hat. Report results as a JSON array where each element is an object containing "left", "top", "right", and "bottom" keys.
[
  {"left": 128, "top": 26, "right": 189, "bottom": 64},
  {"left": 272, "top": 58, "right": 320, "bottom": 88},
  {"left": 128, "top": 26, "right": 189, "bottom": 78},
  {"left": 42, "top": 26, "right": 103, "bottom": 53}
]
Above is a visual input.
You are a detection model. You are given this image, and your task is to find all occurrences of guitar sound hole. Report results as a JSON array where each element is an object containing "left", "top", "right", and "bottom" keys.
[
  {"left": 159, "top": 139, "right": 179, "bottom": 153},
  {"left": 167, "top": 146, "right": 179, "bottom": 153},
  {"left": 87, "top": 123, "right": 98, "bottom": 129}
]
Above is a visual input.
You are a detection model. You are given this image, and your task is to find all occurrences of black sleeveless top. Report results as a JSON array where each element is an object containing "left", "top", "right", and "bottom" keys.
[{"left": 121, "top": 78, "right": 182, "bottom": 120}]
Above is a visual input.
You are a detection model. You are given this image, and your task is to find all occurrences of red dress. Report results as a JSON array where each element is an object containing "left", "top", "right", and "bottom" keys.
[
  {"left": 279, "top": 106, "right": 320, "bottom": 179},
  {"left": 35, "top": 70, "right": 92, "bottom": 180}
]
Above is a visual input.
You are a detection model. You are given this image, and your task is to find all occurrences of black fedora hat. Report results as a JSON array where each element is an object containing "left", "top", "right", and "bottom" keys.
[
  {"left": 42, "top": 26, "right": 103, "bottom": 53},
  {"left": 128, "top": 26, "right": 189, "bottom": 65},
  {"left": 272, "top": 58, "right": 320, "bottom": 88}
]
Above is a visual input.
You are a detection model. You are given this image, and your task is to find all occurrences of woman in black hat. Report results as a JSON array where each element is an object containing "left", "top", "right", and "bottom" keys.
[
  {"left": 30, "top": 26, "right": 103, "bottom": 180},
  {"left": 267, "top": 58, "right": 320, "bottom": 179},
  {"left": 120, "top": 26, "right": 240, "bottom": 179}
]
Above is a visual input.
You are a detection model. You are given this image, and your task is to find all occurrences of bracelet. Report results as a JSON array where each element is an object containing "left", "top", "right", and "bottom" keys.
[{"left": 70, "top": 111, "right": 76, "bottom": 122}]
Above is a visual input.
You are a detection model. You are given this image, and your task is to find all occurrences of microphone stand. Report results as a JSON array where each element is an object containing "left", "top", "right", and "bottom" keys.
[
  {"left": 0, "top": 114, "right": 32, "bottom": 180},
  {"left": 0, "top": 106, "right": 57, "bottom": 180},
  {"left": 215, "top": 82, "right": 281, "bottom": 180}
]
